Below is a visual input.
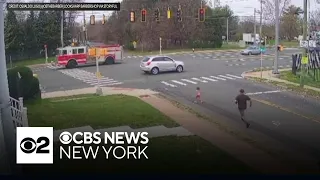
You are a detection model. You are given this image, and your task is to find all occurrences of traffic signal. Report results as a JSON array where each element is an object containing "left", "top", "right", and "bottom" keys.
[
  {"left": 199, "top": 8, "right": 205, "bottom": 22},
  {"left": 141, "top": 9, "right": 147, "bottom": 22},
  {"left": 177, "top": 8, "right": 182, "bottom": 22},
  {"left": 155, "top": 8, "right": 160, "bottom": 22},
  {"left": 102, "top": 14, "right": 106, "bottom": 25},
  {"left": 90, "top": 15, "right": 95, "bottom": 25},
  {"left": 167, "top": 8, "right": 171, "bottom": 19},
  {"left": 130, "top": 11, "right": 135, "bottom": 22}
]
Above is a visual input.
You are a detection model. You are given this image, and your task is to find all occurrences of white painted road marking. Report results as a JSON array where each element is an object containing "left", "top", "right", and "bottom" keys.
[
  {"left": 161, "top": 81, "right": 177, "bottom": 87},
  {"left": 201, "top": 77, "right": 217, "bottom": 82},
  {"left": 191, "top": 78, "right": 208, "bottom": 83},
  {"left": 245, "top": 90, "right": 282, "bottom": 95},
  {"left": 210, "top": 76, "right": 226, "bottom": 80},
  {"left": 181, "top": 79, "right": 198, "bottom": 84},
  {"left": 226, "top": 74, "right": 242, "bottom": 79},
  {"left": 171, "top": 80, "right": 187, "bottom": 86},
  {"left": 218, "top": 75, "right": 235, "bottom": 80}
]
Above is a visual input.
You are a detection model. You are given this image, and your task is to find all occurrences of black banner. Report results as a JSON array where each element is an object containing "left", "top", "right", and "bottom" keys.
[{"left": 7, "top": 3, "right": 120, "bottom": 11}]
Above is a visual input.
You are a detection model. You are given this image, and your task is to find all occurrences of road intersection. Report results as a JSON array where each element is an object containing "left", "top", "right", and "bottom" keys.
[{"left": 32, "top": 48, "right": 320, "bottom": 170}]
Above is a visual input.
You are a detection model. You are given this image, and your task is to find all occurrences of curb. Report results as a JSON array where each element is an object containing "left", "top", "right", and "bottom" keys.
[{"left": 240, "top": 70, "right": 255, "bottom": 79}]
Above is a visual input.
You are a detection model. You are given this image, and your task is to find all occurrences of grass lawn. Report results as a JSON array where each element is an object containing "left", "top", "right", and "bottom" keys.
[
  {"left": 8, "top": 57, "right": 55, "bottom": 67},
  {"left": 279, "top": 70, "right": 320, "bottom": 88},
  {"left": 126, "top": 43, "right": 242, "bottom": 55},
  {"left": 22, "top": 136, "right": 256, "bottom": 173},
  {"left": 27, "top": 94, "right": 178, "bottom": 130}
]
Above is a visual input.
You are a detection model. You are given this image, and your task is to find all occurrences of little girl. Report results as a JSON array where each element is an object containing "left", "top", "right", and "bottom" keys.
[{"left": 194, "top": 87, "right": 203, "bottom": 103}]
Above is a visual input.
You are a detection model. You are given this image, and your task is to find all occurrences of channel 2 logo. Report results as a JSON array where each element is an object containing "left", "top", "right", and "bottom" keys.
[{"left": 16, "top": 127, "right": 53, "bottom": 164}]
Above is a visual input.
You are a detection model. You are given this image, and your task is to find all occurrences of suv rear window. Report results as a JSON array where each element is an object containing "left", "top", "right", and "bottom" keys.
[{"left": 142, "top": 57, "right": 150, "bottom": 62}]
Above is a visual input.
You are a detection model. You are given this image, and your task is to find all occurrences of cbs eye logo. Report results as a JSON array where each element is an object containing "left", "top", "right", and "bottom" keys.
[
  {"left": 59, "top": 132, "right": 72, "bottom": 144},
  {"left": 20, "top": 136, "right": 50, "bottom": 154}
]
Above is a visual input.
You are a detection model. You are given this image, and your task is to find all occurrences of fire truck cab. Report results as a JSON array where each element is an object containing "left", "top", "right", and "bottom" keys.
[{"left": 55, "top": 44, "right": 123, "bottom": 68}]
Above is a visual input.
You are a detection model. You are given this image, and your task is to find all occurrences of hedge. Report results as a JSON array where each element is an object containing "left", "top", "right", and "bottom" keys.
[{"left": 7, "top": 66, "right": 41, "bottom": 101}]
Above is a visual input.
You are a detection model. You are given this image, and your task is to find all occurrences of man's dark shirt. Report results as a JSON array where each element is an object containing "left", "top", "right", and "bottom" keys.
[{"left": 235, "top": 94, "right": 251, "bottom": 110}]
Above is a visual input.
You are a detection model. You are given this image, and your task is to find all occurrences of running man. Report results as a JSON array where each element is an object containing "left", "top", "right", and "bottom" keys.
[{"left": 235, "top": 89, "right": 252, "bottom": 128}]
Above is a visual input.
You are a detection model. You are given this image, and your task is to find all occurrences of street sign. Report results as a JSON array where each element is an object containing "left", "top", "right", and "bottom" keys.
[
  {"left": 301, "top": 56, "right": 308, "bottom": 64},
  {"left": 299, "top": 40, "right": 316, "bottom": 48}
]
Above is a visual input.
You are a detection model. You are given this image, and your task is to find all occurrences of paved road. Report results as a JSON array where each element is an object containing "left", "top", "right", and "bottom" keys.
[{"left": 33, "top": 49, "right": 320, "bottom": 171}]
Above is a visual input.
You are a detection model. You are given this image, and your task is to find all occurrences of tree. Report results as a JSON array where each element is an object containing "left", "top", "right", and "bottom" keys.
[
  {"left": 280, "top": 5, "right": 301, "bottom": 40},
  {"left": 260, "top": 0, "right": 291, "bottom": 23},
  {"left": 24, "top": 11, "right": 37, "bottom": 59},
  {"left": 4, "top": 10, "right": 23, "bottom": 58}
]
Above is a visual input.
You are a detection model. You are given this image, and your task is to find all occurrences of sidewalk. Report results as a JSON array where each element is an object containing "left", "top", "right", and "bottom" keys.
[
  {"left": 242, "top": 68, "right": 320, "bottom": 92},
  {"left": 41, "top": 87, "right": 296, "bottom": 173}
]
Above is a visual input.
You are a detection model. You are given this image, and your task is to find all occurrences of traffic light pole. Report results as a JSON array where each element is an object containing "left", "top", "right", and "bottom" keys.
[
  {"left": 300, "top": 0, "right": 308, "bottom": 87},
  {"left": 226, "top": 17, "right": 229, "bottom": 44},
  {"left": 273, "top": 0, "right": 279, "bottom": 74},
  {"left": 159, "top": 37, "right": 162, "bottom": 55}
]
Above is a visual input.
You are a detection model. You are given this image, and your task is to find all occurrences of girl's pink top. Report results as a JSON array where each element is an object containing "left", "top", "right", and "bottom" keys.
[{"left": 196, "top": 90, "right": 201, "bottom": 96}]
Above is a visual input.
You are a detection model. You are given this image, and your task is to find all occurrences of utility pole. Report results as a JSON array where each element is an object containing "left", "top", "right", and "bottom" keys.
[
  {"left": 273, "top": 0, "right": 280, "bottom": 74},
  {"left": 0, "top": 0, "right": 16, "bottom": 173},
  {"left": 60, "top": 11, "right": 64, "bottom": 47},
  {"left": 83, "top": 11, "right": 88, "bottom": 44},
  {"left": 226, "top": 17, "right": 229, "bottom": 44},
  {"left": 300, "top": 0, "right": 308, "bottom": 87},
  {"left": 254, "top": 8, "right": 257, "bottom": 43},
  {"left": 259, "top": 1, "right": 263, "bottom": 79}
]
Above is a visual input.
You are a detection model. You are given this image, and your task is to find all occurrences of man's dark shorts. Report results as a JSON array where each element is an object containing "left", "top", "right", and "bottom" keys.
[{"left": 238, "top": 108, "right": 246, "bottom": 116}]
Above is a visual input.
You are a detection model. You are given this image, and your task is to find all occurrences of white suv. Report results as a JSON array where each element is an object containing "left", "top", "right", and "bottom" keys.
[{"left": 140, "top": 55, "right": 185, "bottom": 75}]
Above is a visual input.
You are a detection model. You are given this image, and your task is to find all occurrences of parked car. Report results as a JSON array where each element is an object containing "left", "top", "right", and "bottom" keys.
[
  {"left": 140, "top": 55, "right": 184, "bottom": 75},
  {"left": 240, "top": 46, "right": 261, "bottom": 55}
]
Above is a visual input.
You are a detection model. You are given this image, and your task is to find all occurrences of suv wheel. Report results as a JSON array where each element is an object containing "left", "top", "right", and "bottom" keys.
[
  {"left": 151, "top": 67, "right": 159, "bottom": 75},
  {"left": 176, "top": 65, "right": 183, "bottom": 73}
]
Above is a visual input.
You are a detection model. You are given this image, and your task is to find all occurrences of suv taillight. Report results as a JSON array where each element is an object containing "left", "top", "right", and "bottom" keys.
[{"left": 146, "top": 61, "right": 151, "bottom": 65}]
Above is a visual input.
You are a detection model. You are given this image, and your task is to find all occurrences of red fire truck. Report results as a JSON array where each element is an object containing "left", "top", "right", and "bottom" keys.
[{"left": 54, "top": 44, "right": 123, "bottom": 68}]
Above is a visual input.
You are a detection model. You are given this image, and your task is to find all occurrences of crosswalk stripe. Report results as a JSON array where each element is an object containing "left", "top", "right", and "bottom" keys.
[
  {"left": 181, "top": 79, "right": 197, "bottom": 84},
  {"left": 100, "top": 82, "right": 123, "bottom": 86},
  {"left": 90, "top": 80, "right": 119, "bottom": 85},
  {"left": 225, "top": 74, "right": 242, "bottom": 79},
  {"left": 218, "top": 75, "right": 235, "bottom": 80},
  {"left": 171, "top": 80, "right": 187, "bottom": 86},
  {"left": 191, "top": 78, "right": 208, "bottom": 83},
  {"left": 201, "top": 77, "right": 217, "bottom": 82},
  {"left": 161, "top": 81, "right": 177, "bottom": 87},
  {"left": 210, "top": 76, "right": 226, "bottom": 80},
  {"left": 84, "top": 78, "right": 115, "bottom": 83}
]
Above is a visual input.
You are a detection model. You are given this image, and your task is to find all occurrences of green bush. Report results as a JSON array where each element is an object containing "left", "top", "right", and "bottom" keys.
[
  {"left": 27, "top": 77, "right": 41, "bottom": 100},
  {"left": 7, "top": 68, "right": 20, "bottom": 99},
  {"left": 7, "top": 66, "right": 41, "bottom": 101}
]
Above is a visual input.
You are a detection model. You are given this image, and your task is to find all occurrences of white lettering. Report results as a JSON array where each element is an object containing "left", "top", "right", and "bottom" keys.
[
  {"left": 59, "top": 146, "right": 70, "bottom": 159},
  {"left": 93, "top": 132, "right": 101, "bottom": 144},
  {"left": 113, "top": 146, "right": 126, "bottom": 159},
  {"left": 73, "top": 132, "right": 83, "bottom": 144},
  {"left": 115, "top": 132, "right": 125, "bottom": 144},
  {"left": 138, "top": 146, "right": 148, "bottom": 159},
  {"left": 83, "top": 146, "right": 99, "bottom": 159},
  {"left": 127, "top": 146, "right": 137, "bottom": 159},
  {"left": 140, "top": 132, "right": 149, "bottom": 144},
  {"left": 73, "top": 146, "right": 82, "bottom": 159},
  {"left": 83, "top": 132, "right": 92, "bottom": 144},
  {"left": 104, "top": 132, "right": 115, "bottom": 144},
  {"left": 125, "top": 132, "right": 140, "bottom": 144},
  {"left": 102, "top": 146, "right": 113, "bottom": 159}
]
